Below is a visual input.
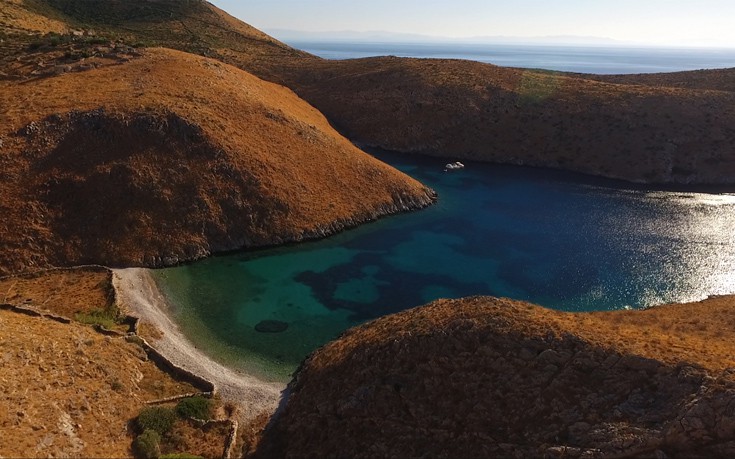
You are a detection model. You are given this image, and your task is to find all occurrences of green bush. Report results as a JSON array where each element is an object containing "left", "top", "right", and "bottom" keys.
[
  {"left": 47, "top": 34, "right": 63, "bottom": 46},
  {"left": 75, "top": 306, "right": 120, "bottom": 329},
  {"left": 175, "top": 396, "right": 212, "bottom": 420},
  {"left": 133, "top": 429, "right": 161, "bottom": 459},
  {"left": 84, "top": 36, "right": 109, "bottom": 45},
  {"left": 75, "top": 311, "right": 116, "bottom": 329},
  {"left": 136, "top": 406, "right": 177, "bottom": 435}
]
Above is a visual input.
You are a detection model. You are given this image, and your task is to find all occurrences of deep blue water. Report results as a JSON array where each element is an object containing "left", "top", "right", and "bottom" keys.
[
  {"left": 287, "top": 41, "right": 735, "bottom": 74},
  {"left": 153, "top": 152, "right": 735, "bottom": 381}
]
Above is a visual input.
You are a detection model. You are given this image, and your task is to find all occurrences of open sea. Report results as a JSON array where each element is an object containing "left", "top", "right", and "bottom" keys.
[
  {"left": 152, "top": 151, "right": 735, "bottom": 382},
  {"left": 287, "top": 41, "right": 735, "bottom": 74}
]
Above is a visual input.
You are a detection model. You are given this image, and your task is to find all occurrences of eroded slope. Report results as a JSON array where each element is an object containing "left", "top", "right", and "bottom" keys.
[{"left": 0, "top": 48, "right": 434, "bottom": 274}]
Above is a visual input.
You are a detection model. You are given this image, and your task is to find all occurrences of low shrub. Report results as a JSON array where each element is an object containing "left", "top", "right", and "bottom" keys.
[
  {"left": 137, "top": 406, "right": 177, "bottom": 435},
  {"left": 75, "top": 306, "right": 120, "bottom": 329},
  {"left": 110, "top": 378, "right": 124, "bottom": 391},
  {"left": 84, "top": 36, "right": 109, "bottom": 45},
  {"left": 75, "top": 310, "right": 117, "bottom": 329},
  {"left": 175, "top": 396, "right": 212, "bottom": 420},
  {"left": 133, "top": 429, "right": 161, "bottom": 459}
]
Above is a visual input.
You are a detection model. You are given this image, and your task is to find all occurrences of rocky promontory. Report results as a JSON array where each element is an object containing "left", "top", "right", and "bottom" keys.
[
  {"left": 273, "top": 57, "right": 735, "bottom": 185},
  {"left": 254, "top": 296, "right": 735, "bottom": 458},
  {"left": 0, "top": 47, "right": 434, "bottom": 275}
]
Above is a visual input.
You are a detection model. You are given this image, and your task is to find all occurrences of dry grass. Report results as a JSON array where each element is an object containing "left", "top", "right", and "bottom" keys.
[
  {"left": 588, "top": 68, "right": 735, "bottom": 93},
  {"left": 0, "top": 308, "right": 198, "bottom": 457},
  {"left": 4, "top": 0, "right": 734, "bottom": 189},
  {"left": 0, "top": 267, "right": 114, "bottom": 318},
  {"left": 309, "top": 295, "right": 735, "bottom": 374},
  {"left": 0, "top": 47, "right": 433, "bottom": 275},
  {"left": 0, "top": 269, "right": 236, "bottom": 458},
  {"left": 255, "top": 295, "right": 735, "bottom": 458},
  {"left": 0, "top": 0, "right": 68, "bottom": 34},
  {"left": 3, "top": 2, "right": 735, "bottom": 456},
  {"left": 164, "top": 418, "right": 230, "bottom": 459},
  {"left": 138, "top": 321, "right": 164, "bottom": 342},
  {"left": 268, "top": 56, "right": 735, "bottom": 185},
  {"left": 575, "top": 296, "right": 735, "bottom": 372}
]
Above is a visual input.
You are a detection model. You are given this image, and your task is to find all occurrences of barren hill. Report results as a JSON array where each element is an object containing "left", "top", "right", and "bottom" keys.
[
  {"left": 6, "top": 0, "right": 735, "bottom": 185},
  {"left": 1, "top": 0, "right": 313, "bottom": 76},
  {"left": 0, "top": 47, "right": 434, "bottom": 274},
  {"left": 254, "top": 296, "right": 735, "bottom": 458},
  {"left": 586, "top": 67, "right": 735, "bottom": 93},
  {"left": 0, "top": 0, "right": 68, "bottom": 34},
  {"left": 0, "top": 268, "right": 201, "bottom": 457},
  {"left": 273, "top": 57, "right": 735, "bottom": 185},
  {"left": 4, "top": 2, "right": 735, "bottom": 457}
]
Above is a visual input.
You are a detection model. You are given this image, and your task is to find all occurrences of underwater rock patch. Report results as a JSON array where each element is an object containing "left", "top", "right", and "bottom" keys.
[{"left": 254, "top": 320, "right": 289, "bottom": 333}]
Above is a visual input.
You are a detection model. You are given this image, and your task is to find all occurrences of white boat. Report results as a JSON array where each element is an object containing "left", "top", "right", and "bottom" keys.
[{"left": 444, "top": 161, "right": 465, "bottom": 171}]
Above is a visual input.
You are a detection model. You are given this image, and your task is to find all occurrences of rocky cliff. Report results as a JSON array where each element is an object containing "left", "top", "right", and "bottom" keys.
[{"left": 254, "top": 296, "right": 735, "bottom": 458}]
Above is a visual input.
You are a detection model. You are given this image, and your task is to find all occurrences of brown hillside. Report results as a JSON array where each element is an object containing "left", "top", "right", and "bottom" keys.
[
  {"left": 0, "top": 267, "right": 240, "bottom": 458},
  {"left": 0, "top": 0, "right": 313, "bottom": 74},
  {"left": 586, "top": 68, "right": 735, "bottom": 93},
  {"left": 6, "top": 1, "right": 735, "bottom": 185},
  {"left": 0, "top": 47, "right": 434, "bottom": 275},
  {"left": 0, "top": 266, "right": 115, "bottom": 318},
  {"left": 0, "top": 269, "right": 200, "bottom": 457},
  {"left": 272, "top": 57, "right": 735, "bottom": 185},
  {"left": 0, "top": 307, "right": 193, "bottom": 457},
  {"left": 0, "top": 0, "right": 68, "bottom": 34},
  {"left": 255, "top": 296, "right": 735, "bottom": 458}
]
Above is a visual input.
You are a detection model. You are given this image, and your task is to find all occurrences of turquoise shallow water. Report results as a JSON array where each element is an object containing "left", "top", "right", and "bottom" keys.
[{"left": 152, "top": 151, "right": 735, "bottom": 382}]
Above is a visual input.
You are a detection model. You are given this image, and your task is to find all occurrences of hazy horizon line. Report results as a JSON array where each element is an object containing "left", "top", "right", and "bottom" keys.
[{"left": 265, "top": 28, "right": 735, "bottom": 49}]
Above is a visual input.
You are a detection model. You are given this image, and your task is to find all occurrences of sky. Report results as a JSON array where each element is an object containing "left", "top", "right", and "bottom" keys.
[{"left": 209, "top": 0, "right": 735, "bottom": 47}]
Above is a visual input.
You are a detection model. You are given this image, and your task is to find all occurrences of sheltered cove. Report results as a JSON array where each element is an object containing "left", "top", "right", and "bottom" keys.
[
  {"left": 2, "top": 0, "right": 735, "bottom": 457},
  {"left": 112, "top": 268, "right": 286, "bottom": 424}
]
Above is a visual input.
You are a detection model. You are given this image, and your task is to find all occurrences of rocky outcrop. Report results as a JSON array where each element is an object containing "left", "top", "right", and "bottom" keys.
[{"left": 254, "top": 297, "right": 735, "bottom": 458}]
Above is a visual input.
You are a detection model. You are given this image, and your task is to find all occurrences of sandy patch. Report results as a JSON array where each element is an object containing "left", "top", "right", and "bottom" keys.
[{"left": 112, "top": 268, "right": 285, "bottom": 423}]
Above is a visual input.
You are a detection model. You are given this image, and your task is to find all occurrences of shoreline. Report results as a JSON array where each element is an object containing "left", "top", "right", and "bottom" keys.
[{"left": 112, "top": 267, "right": 285, "bottom": 423}]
